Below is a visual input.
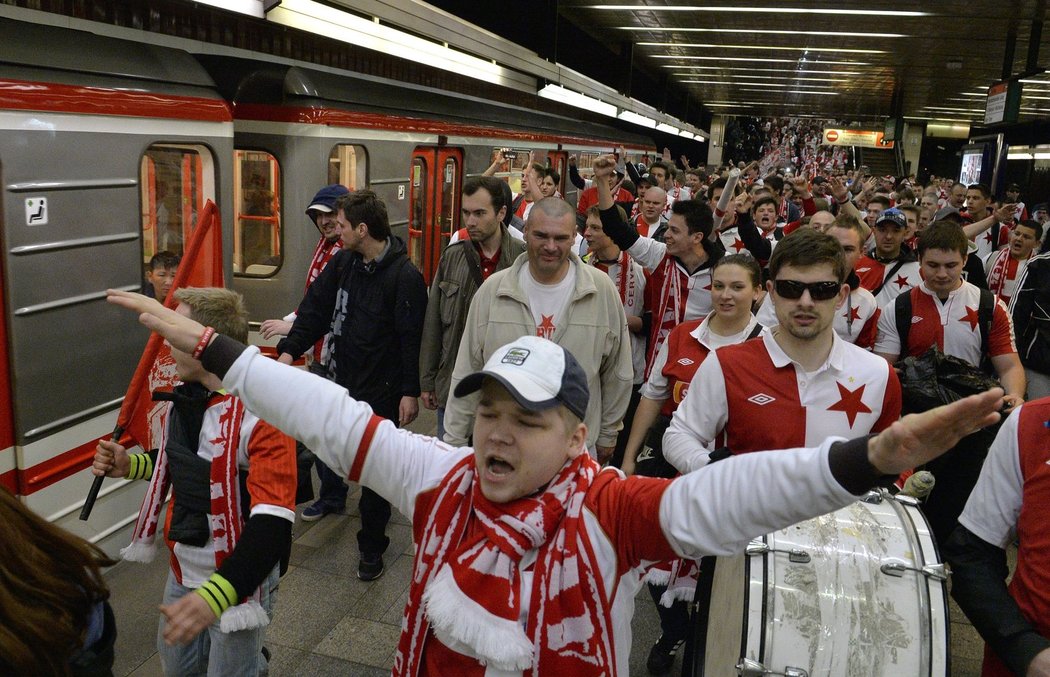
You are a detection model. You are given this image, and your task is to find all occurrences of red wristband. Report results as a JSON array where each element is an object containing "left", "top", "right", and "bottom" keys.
[{"left": 192, "top": 327, "right": 216, "bottom": 360}]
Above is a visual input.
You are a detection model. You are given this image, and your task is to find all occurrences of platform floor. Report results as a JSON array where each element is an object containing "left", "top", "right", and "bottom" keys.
[{"left": 105, "top": 408, "right": 992, "bottom": 676}]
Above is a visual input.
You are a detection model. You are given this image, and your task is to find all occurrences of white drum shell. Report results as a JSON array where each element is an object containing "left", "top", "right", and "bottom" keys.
[{"left": 701, "top": 493, "right": 948, "bottom": 677}]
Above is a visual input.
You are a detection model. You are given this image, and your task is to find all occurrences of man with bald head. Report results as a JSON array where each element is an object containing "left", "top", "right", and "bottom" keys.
[
  {"left": 808, "top": 210, "right": 835, "bottom": 232},
  {"left": 443, "top": 197, "right": 634, "bottom": 464},
  {"left": 636, "top": 186, "right": 669, "bottom": 241}
]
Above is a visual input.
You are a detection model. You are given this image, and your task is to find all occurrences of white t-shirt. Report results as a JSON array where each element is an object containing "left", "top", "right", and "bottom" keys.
[{"left": 520, "top": 264, "right": 576, "bottom": 340}]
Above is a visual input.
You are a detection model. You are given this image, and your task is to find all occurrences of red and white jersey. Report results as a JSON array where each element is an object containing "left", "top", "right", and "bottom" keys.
[
  {"left": 662, "top": 185, "right": 692, "bottom": 219},
  {"left": 757, "top": 286, "right": 880, "bottom": 350},
  {"left": 577, "top": 185, "right": 634, "bottom": 216},
  {"left": 985, "top": 248, "right": 1032, "bottom": 306},
  {"left": 874, "top": 280, "right": 1017, "bottom": 365},
  {"left": 664, "top": 329, "right": 901, "bottom": 473},
  {"left": 718, "top": 226, "right": 751, "bottom": 256},
  {"left": 634, "top": 214, "right": 664, "bottom": 239},
  {"left": 958, "top": 399, "right": 1050, "bottom": 677},
  {"left": 855, "top": 254, "right": 922, "bottom": 307}
]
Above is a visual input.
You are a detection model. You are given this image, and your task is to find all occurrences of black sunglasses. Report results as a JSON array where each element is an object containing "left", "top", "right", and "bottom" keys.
[{"left": 773, "top": 279, "right": 841, "bottom": 301}]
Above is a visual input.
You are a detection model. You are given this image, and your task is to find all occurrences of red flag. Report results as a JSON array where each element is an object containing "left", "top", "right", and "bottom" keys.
[{"left": 117, "top": 200, "right": 224, "bottom": 450}]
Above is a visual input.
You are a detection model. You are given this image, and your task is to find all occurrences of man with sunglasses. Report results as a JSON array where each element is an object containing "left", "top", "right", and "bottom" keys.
[{"left": 664, "top": 228, "right": 901, "bottom": 473}]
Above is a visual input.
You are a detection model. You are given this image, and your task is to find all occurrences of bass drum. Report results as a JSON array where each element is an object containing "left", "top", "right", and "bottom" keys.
[{"left": 690, "top": 491, "right": 949, "bottom": 677}]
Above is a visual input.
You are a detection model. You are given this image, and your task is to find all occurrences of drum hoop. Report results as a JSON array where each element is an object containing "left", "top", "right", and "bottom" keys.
[{"left": 884, "top": 493, "right": 950, "bottom": 677}]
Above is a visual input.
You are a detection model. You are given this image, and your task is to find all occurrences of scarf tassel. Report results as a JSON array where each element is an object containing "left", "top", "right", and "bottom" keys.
[
  {"left": 120, "top": 541, "right": 158, "bottom": 563},
  {"left": 423, "top": 564, "right": 534, "bottom": 671},
  {"left": 219, "top": 600, "right": 269, "bottom": 633},
  {"left": 659, "top": 585, "right": 695, "bottom": 608}
]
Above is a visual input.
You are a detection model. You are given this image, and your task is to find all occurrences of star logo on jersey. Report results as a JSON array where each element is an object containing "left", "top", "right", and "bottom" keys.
[
  {"left": 894, "top": 275, "right": 911, "bottom": 289},
  {"left": 985, "top": 230, "right": 995, "bottom": 244},
  {"left": 703, "top": 282, "right": 712, "bottom": 291},
  {"left": 827, "top": 382, "right": 872, "bottom": 428},
  {"left": 536, "top": 315, "right": 556, "bottom": 340},
  {"left": 843, "top": 305, "right": 861, "bottom": 322},
  {"left": 747, "top": 393, "right": 775, "bottom": 406},
  {"left": 960, "top": 306, "right": 980, "bottom": 331},
  {"left": 732, "top": 238, "right": 746, "bottom": 253},
  {"left": 677, "top": 357, "right": 695, "bottom": 366}
]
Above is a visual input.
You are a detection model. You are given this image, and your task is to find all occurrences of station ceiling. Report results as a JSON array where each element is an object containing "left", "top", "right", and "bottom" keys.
[{"left": 433, "top": 1, "right": 1050, "bottom": 126}]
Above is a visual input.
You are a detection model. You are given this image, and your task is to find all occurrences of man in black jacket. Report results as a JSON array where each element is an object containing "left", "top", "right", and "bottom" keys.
[{"left": 277, "top": 190, "right": 428, "bottom": 581}]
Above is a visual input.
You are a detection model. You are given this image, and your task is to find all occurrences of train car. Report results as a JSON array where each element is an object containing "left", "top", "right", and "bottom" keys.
[
  {"left": 0, "top": 17, "right": 235, "bottom": 554},
  {"left": 0, "top": 15, "right": 656, "bottom": 554}
]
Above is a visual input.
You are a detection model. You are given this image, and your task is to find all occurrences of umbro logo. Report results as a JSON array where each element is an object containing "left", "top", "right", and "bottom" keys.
[
  {"left": 636, "top": 446, "right": 656, "bottom": 463},
  {"left": 748, "top": 393, "right": 776, "bottom": 406},
  {"left": 677, "top": 357, "right": 695, "bottom": 366},
  {"left": 857, "top": 267, "right": 871, "bottom": 273},
  {"left": 911, "top": 316, "right": 923, "bottom": 324}
]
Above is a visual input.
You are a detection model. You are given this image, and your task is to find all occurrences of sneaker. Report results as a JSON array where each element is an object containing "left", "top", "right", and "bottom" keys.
[
  {"left": 646, "top": 635, "right": 684, "bottom": 675},
  {"left": 358, "top": 553, "right": 385, "bottom": 581},
  {"left": 300, "top": 501, "right": 337, "bottom": 522}
]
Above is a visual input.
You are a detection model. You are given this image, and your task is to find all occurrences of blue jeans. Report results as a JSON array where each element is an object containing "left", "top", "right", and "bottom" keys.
[{"left": 157, "top": 566, "right": 279, "bottom": 676}]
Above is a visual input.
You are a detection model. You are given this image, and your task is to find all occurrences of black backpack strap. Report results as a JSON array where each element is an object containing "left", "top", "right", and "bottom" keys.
[
  {"left": 978, "top": 287, "right": 995, "bottom": 366},
  {"left": 746, "top": 323, "right": 765, "bottom": 340},
  {"left": 894, "top": 289, "right": 913, "bottom": 359},
  {"left": 871, "top": 259, "right": 906, "bottom": 299}
]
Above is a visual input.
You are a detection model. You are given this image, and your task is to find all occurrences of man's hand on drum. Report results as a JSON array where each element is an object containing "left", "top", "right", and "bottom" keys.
[
  {"left": 107, "top": 289, "right": 207, "bottom": 355},
  {"left": 1029, "top": 648, "right": 1050, "bottom": 677},
  {"left": 867, "top": 387, "right": 1004, "bottom": 475}
]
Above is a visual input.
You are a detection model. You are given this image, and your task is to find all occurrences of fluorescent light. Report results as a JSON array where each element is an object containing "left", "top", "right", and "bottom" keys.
[
  {"left": 1008, "top": 152, "right": 1034, "bottom": 159},
  {"left": 639, "top": 42, "right": 885, "bottom": 54},
  {"left": 656, "top": 123, "right": 681, "bottom": 134},
  {"left": 1035, "top": 152, "right": 1050, "bottom": 159},
  {"left": 618, "top": 110, "right": 657, "bottom": 127},
  {"left": 538, "top": 84, "right": 618, "bottom": 117},
  {"left": 679, "top": 130, "right": 695, "bottom": 138},
  {"left": 591, "top": 5, "right": 930, "bottom": 16},
  {"left": 653, "top": 55, "right": 867, "bottom": 66},
  {"left": 663, "top": 65, "right": 865, "bottom": 76},
  {"left": 197, "top": 0, "right": 265, "bottom": 17},
  {"left": 619, "top": 26, "right": 906, "bottom": 38},
  {"left": 673, "top": 73, "right": 853, "bottom": 83},
  {"left": 268, "top": 0, "right": 511, "bottom": 84},
  {"left": 683, "top": 80, "right": 837, "bottom": 89}
]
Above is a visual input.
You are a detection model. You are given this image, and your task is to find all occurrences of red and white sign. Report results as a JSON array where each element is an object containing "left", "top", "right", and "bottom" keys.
[{"left": 822, "top": 128, "right": 894, "bottom": 149}]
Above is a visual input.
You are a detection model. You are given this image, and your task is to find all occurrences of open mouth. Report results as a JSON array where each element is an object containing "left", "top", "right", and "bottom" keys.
[{"left": 484, "top": 455, "right": 515, "bottom": 479}]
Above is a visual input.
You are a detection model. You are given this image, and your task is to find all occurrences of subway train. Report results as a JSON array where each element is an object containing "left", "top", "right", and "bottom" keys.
[{"left": 0, "top": 15, "right": 654, "bottom": 553}]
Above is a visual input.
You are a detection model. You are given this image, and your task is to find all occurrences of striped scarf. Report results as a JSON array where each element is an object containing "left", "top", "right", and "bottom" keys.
[{"left": 394, "top": 453, "right": 616, "bottom": 676}]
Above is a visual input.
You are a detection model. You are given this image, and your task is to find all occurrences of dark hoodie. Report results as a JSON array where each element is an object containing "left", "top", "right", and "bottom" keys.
[{"left": 277, "top": 236, "right": 427, "bottom": 416}]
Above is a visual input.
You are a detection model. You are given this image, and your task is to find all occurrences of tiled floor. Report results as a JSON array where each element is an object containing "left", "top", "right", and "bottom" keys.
[{"left": 104, "top": 408, "right": 992, "bottom": 676}]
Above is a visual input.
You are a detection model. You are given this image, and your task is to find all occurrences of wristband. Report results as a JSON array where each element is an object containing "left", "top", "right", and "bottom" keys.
[
  {"left": 836, "top": 194, "right": 852, "bottom": 205},
  {"left": 194, "top": 572, "right": 238, "bottom": 618},
  {"left": 192, "top": 327, "right": 216, "bottom": 360}
]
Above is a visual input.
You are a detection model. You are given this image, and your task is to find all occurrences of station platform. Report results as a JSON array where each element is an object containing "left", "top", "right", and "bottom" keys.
[{"left": 104, "top": 408, "right": 992, "bottom": 676}]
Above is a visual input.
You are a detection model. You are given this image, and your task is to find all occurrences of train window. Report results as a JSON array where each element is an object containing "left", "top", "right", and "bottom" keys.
[
  {"left": 439, "top": 155, "right": 459, "bottom": 250},
  {"left": 576, "top": 152, "right": 601, "bottom": 176},
  {"left": 488, "top": 147, "right": 536, "bottom": 195},
  {"left": 328, "top": 144, "right": 368, "bottom": 189},
  {"left": 408, "top": 156, "right": 427, "bottom": 271},
  {"left": 233, "top": 150, "right": 282, "bottom": 277},
  {"left": 140, "top": 144, "right": 215, "bottom": 265}
]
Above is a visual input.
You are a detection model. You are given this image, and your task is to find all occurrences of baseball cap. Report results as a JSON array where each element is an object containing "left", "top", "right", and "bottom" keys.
[
  {"left": 453, "top": 336, "right": 589, "bottom": 421},
  {"left": 1033, "top": 202, "right": 1048, "bottom": 213},
  {"left": 306, "top": 184, "right": 350, "bottom": 216},
  {"left": 875, "top": 208, "right": 908, "bottom": 230},
  {"left": 811, "top": 176, "right": 828, "bottom": 185},
  {"left": 1006, "top": 182, "right": 1021, "bottom": 192}
]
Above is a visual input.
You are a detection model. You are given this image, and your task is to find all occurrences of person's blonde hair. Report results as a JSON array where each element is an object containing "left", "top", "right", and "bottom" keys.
[
  {"left": 0, "top": 487, "right": 117, "bottom": 674},
  {"left": 174, "top": 287, "right": 249, "bottom": 344}
]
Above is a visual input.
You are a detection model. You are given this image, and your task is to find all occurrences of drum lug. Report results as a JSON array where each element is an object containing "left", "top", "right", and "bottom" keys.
[
  {"left": 893, "top": 493, "right": 920, "bottom": 507},
  {"left": 880, "top": 559, "right": 950, "bottom": 581},
  {"left": 860, "top": 490, "right": 884, "bottom": 504},
  {"left": 736, "top": 657, "right": 810, "bottom": 677},
  {"left": 746, "top": 540, "right": 811, "bottom": 564}
]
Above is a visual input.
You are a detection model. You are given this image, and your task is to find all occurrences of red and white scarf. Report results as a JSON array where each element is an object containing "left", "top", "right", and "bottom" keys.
[
  {"left": 305, "top": 236, "right": 343, "bottom": 293},
  {"left": 122, "top": 395, "right": 267, "bottom": 632},
  {"left": 986, "top": 247, "right": 1028, "bottom": 303},
  {"left": 394, "top": 453, "right": 616, "bottom": 676},
  {"left": 646, "top": 259, "right": 687, "bottom": 379}
]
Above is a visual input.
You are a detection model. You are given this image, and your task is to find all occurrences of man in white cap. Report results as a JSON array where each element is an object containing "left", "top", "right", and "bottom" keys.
[{"left": 105, "top": 287, "right": 1004, "bottom": 677}]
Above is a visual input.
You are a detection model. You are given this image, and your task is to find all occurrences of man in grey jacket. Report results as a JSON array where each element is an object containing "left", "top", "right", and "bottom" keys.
[
  {"left": 442, "top": 197, "right": 634, "bottom": 462},
  {"left": 420, "top": 177, "right": 526, "bottom": 439}
]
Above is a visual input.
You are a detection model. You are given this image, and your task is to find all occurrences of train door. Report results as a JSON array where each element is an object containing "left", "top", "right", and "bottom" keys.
[{"left": 408, "top": 146, "right": 463, "bottom": 283}]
